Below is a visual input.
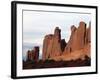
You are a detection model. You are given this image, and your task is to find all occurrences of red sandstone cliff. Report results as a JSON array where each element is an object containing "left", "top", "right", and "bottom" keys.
[
  {"left": 63, "top": 21, "right": 89, "bottom": 54},
  {"left": 42, "top": 21, "right": 91, "bottom": 61},
  {"left": 42, "top": 27, "right": 63, "bottom": 60}
]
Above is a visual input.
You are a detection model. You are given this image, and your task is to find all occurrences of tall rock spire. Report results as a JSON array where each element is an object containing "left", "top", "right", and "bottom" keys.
[
  {"left": 42, "top": 27, "right": 62, "bottom": 60},
  {"left": 63, "top": 21, "right": 87, "bottom": 54}
]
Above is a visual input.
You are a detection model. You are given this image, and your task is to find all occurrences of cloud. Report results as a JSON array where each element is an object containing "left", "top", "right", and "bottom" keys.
[{"left": 23, "top": 11, "right": 91, "bottom": 43}]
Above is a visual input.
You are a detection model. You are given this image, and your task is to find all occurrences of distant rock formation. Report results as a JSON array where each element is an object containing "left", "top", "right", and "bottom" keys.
[
  {"left": 27, "top": 46, "right": 39, "bottom": 61},
  {"left": 42, "top": 27, "right": 63, "bottom": 60},
  {"left": 42, "top": 21, "right": 91, "bottom": 61}
]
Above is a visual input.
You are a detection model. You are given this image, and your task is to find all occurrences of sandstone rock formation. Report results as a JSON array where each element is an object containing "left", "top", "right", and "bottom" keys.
[
  {"left": 62, "top": 21, "right": 91, "bottom": 60},
  {"left": 63, "top": 21, "right": 87, "bottom": 54},
  {"left": 42, "top": 27, "right": 62, "bottom": 60},
  {"left": 27, "top": 46, "right": 39, "bottom": 61},
  {"left": 23, "top": 21, "right": 91, "bottom": 69},
  {"left": 49, "top": 43, "right": 91, "bottom": 61},
  {"left": 42, "top": 21, "right": 91, "bottom": 61}
]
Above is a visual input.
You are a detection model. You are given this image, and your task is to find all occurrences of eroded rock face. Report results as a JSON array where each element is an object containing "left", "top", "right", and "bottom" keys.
[
  {"left": 63, "top": 22, "right": 87, "bottom": 54},
  {"left": 42, "top": 27, "right": 62, "bottom": 60},
  {"left": 42, "top": 21, "right": 91, "bottom": 61},
  {"left": 27, "top": 46, "right": 39, "bottom": 61}
]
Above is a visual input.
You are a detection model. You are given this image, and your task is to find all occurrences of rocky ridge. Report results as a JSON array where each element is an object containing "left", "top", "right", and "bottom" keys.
[{"left": 42, "top": 21, "right": 91, "bottom": 61}]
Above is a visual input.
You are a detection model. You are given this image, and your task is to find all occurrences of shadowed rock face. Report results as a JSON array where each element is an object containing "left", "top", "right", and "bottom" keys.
[
  {"left": 27, "top": 46, "right": 39, "bottom": 61},
  {"left": 86, "top": 22, "right": 91, "bottom": 44},
  {"left": 61, "top": 39, "right": 67, "bottom": 52},
  {"left": 42, "top": 27, "right": 62, "bottom": 60}
]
